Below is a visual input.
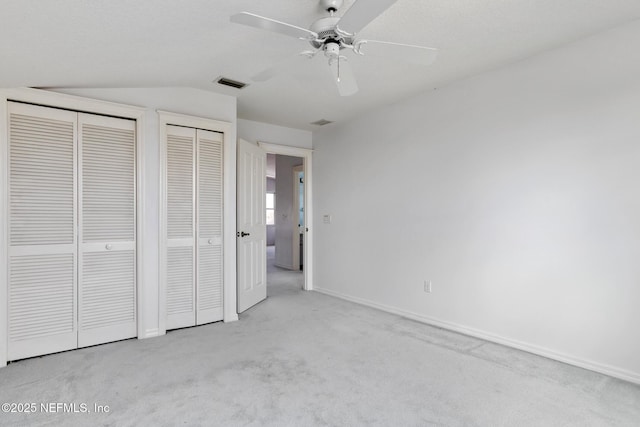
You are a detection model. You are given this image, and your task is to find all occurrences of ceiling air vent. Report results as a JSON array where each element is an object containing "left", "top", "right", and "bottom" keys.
[
  {"left": 311, "top": 119, "right": 333, "bottom": 126},
  {"left": 215, "top": 77, "right": 248, "bottom": 90}
]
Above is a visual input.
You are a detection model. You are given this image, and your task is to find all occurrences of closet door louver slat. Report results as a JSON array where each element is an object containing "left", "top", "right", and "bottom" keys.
[
  {"left": 78, "top": 113, "right": 137, "bottom": 347},
  {"left": 196, "top": 130, "right": 224, "bottom": 324},
  {"left": 7, "top": 103, "right": 78, "bottom": 360},
  {"left": 165, "top": 125, "right": 196, "bottom": 329},
  {"left": 167, "top": 246, "right": 194, "bottom": 315}
]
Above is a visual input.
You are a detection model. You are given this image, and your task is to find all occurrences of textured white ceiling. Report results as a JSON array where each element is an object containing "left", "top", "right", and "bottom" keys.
[{"left": 1, "top": 0, "right": 639, "bottom": 130}]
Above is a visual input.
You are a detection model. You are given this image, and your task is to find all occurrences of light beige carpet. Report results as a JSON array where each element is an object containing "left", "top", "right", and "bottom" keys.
[{"left": 0, "top": 249, "right": 638, "bottom": 426}]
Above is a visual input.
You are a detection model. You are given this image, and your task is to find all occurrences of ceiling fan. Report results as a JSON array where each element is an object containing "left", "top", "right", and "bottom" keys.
[{"left": 230, "top": 0, "right": 438, "bottom": 96}]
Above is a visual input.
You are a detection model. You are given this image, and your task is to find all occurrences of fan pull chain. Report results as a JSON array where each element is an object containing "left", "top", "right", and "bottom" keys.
[{"left": 337, "top": 56, "right": 341, "bottom": 82}]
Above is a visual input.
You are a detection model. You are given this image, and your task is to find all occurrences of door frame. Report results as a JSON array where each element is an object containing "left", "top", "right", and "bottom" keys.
[
  {"left": 258, "top": 142, "right": 313, "bottom": 291},
  {"left": 292, "top": 165, "right": 304, "bottom": 271},
  {"left": 158, "top": 111, "right": 237, "bottom": 337},
  {"left": 0, "top": 88, "right": 146, "bottom": 368}
]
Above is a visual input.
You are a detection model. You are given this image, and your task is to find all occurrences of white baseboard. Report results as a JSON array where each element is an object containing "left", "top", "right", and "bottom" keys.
[
  {"left": 314, "top": 287, "right": 640, "bottom": 385},
  {"left": 140, "top": 328, "right": 160, "bottom": 339},
  {"left": 274, "top": 262, "right": 297, "bottom": 270},
  {"left": 224, "top": 314, "right": 239, "bottom": 323}
]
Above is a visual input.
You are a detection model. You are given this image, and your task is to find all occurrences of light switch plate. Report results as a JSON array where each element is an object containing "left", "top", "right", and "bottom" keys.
[{"left": 323, "top": 214, "right": 332, "bottom": 224}]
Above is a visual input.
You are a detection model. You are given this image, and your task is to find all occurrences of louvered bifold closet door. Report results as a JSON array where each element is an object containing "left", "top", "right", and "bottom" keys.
[
  {"left": 78, "top": 113, "right": 137, "bottom": 347},
  {"left": 196, "top": 130, "right": 224, "bottom": 324},
  {"left": 7, "top": 102, "right": 78, "bottom": 360},
  {"left": 166, "top": 125, "right": 196, "bottom": 329}
]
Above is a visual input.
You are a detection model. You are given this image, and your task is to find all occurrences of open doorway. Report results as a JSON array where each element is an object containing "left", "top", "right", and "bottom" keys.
[
  {"left": 266, "top": 153, "right": 304, "bottom": 297},
  {"left": 237, "top": 141, "right": 312, "bottom": 314},
  {"left": 257, "top": 141, "right": 313, "bottom": 292}
]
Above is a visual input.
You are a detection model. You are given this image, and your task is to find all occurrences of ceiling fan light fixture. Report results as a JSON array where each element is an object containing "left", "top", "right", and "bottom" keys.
[{"left": 324, "top": 42, "right": 341, "bottom": 59}]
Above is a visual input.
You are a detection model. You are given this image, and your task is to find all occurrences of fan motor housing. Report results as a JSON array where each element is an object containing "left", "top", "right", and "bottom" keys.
[{"left": 309, "top": 16, "right": 353, "bottom": 49}]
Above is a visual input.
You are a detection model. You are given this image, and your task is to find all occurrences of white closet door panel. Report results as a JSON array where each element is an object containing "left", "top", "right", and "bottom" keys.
[
  {"left": 196, "top": 130, "right": 224, "bottom": 324},
  {"left": 166, "top": 125, "right": 196, "bottom": 329},
  {"left": 7, "top": 102, "right": 78, "bottom": 360},
  {"left": 78, "top": 251, "right": 136, "bottom": 347},
  {"left": 166, "top": 246, "right": 195, "bottom": 329},
  {"left": 8, "top": 254, "right": 76, "bottom": 360},
  {"left": 197, "top": 245, "right": 223, "bottom": 323},
  {"left": 78, "top": 113, "right": 136, "bottom": 347},
  {"left": 9, "top": 105, "right": 75, "bottom": 245},
  {"left": 167, "top": 126, "right": 195, "bottom": 240},
  {"left": 197, "top": 130, "right": 223, "bottom": 238},
  {"left": 80, "top": 118, "right": 135, "bottom": 242}
]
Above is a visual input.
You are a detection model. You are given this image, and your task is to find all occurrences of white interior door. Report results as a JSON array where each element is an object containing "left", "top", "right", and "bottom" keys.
[
  {"left": 7, "top": 103, "right": 78, "bottom": 360},
  {"left": 165, "top": 125, "right": 196, "bottom": 330},
  {"left": 196, "top": 129, "right": 224, "bottom": 324},
  {"left": 77, "top": 113, "right": 137, "bottom": 347},
  {"left": 237, "top": 139, "right": 267, "bottom": 313}
]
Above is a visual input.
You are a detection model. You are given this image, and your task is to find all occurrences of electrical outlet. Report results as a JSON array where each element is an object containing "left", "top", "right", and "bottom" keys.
[{"left": 424, "top": 280, "right": 432, "bottom": 293}]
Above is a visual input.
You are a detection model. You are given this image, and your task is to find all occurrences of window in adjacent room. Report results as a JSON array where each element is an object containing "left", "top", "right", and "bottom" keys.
[{"left": 266, "top": 192, "right": 275, "bottom": 225}]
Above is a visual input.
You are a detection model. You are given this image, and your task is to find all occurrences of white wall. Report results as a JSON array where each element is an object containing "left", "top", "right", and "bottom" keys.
[
  {"left": 52, "top": 87, "right": 237, "bottom": 336},
  {"left": 275, "top": 155, "right": 303, "bottom": 269},
  {"left": 238, "top": 118, "right": 312, "bottom": 149},
  {"left": 313, "top": 21, "right": 640, "bottom": 383}
]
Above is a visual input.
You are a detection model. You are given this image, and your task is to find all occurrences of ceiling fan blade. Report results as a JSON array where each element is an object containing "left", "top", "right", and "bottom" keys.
[
  {"left": 230, "top": 12, "right": 318, "bottom": 40},
  {"left": 252, "top": 50, "right": 319, "bottom": 82},
  {"left": 357, "top": 40, "right": 438, "bottom": 66},
  {"left": 336, "top": 0, "right": 399, "bottom": 36},
  {"left": 329, "top": 58, "right": 358, "bottom": 97}
]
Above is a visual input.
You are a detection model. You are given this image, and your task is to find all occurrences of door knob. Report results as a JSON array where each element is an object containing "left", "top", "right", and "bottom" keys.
[
  {"left": 105, "top": 244, "right": 113, "bottom": 250},
  {"left": 208, "top": 239, "right": 213, "bottom": 245}
]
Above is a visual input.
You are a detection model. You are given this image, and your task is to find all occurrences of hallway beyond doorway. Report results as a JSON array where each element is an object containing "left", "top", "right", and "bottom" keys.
[{"left": 267, "top": 245, "right": 303, "bottom": 298}]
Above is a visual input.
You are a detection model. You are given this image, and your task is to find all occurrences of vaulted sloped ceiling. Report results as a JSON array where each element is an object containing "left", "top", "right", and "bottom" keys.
[{"left": 1, "top": 0, "right": 639, "bottom": 130}]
